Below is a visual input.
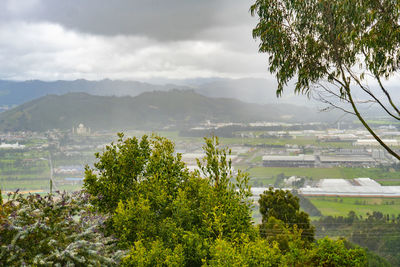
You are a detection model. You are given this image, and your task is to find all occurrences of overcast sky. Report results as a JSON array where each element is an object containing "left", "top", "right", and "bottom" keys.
[{"left": 0, "top": 0, "right": 270, "bottom": 81}]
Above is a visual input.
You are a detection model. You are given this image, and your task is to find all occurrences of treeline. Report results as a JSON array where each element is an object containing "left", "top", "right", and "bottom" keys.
[{"left": 315, "top": 211, "right": 400, "bottom": 266}]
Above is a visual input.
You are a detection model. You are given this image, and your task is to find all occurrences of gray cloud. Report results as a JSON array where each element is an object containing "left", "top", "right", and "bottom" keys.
[
  {"left": 0, "top": 0, "right": 271, "bottom": 81},
  {"left": 0, "top": 0, "right": 254, "bottom": 41}
]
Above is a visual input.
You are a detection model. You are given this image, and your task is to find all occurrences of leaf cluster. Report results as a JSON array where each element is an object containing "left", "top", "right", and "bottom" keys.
[
  {"left": 84, "top": 134, "right": 255, "bottom": 266},
  {"left": 0, "top": 191, "right": 124, "bottom": 266},
  {"left": 251, "top": 0, "right": 400, "bottom": 95}
]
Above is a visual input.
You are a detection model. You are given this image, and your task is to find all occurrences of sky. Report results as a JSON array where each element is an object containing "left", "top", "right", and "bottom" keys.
[{"left": 0, "top": 0, "right": 270, "bottom": 81}]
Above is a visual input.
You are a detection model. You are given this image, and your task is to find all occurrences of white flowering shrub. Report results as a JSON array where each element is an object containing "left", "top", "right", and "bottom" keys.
[{"left": 0, "top": 191, "right": 125, "bottom": 266}]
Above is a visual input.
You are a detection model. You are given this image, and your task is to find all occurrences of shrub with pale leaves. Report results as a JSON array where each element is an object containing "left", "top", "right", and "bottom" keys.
[{"left": 0, "top": 191, "right": 126, "bottom": 266}]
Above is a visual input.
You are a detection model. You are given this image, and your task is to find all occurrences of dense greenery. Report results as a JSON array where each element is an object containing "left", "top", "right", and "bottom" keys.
[
  {"left": 259, "top": 188, "right": 315, "bottom": 244},
  {"left": 83, "top": 134, "right": 367, "bottom": 266},
  {"left": 84, "top": 134, "right": 255, "bottom": 265},
  {"left": 315, "top": 211, "right": 400, "bottom": 266}
]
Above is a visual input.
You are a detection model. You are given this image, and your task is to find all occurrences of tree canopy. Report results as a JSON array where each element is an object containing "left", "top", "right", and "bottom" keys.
[
  {"left": 259, "top": 188, "right": 315, "bottom": 244},
  {"left": 251, "top": 0, "right": 400, "bottom": 160}
]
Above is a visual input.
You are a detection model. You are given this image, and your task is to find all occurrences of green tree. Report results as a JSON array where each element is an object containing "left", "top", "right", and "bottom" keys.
[
  {"left": 312, "top": 238, "right": 367, "bottom": 267},
  {"left": 251, "top": 0, "right": 400, "bottom": 160},
  {"left": 83, "top": 133, "right": 152, "bottom": 212},
  {"left": 84, "top": 134, "right": 254, "bottom": 266},
  {"left": 259, "top": 188, "right": 315, "bottom": 243}
]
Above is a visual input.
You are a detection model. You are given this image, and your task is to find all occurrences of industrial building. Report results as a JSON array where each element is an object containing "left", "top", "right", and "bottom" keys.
[
  {"left": 262, "top": 154, "right": 315, "bottom": 167},
  {"left": 318, "top": 155, "right": 376, "bottom": 167}
]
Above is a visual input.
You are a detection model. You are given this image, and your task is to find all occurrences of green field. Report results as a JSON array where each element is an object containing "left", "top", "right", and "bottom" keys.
[
  {"left": 308, "top": 196, "right": 400, "bottom": 217},
  {"left": 247, "top": 167, "right": 400, "bottom": 180},
  {"left": 218, "top": 136, "right": 354, "bottom": 148}
]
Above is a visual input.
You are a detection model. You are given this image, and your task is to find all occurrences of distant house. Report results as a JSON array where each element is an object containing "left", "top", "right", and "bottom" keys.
[{"left": 72, "top": 123, "right": 91, "bottom": 136}]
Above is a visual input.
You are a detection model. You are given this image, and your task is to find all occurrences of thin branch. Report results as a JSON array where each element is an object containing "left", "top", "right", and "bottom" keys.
[
  {"left": 313, "top": 92, "right": 355, "bottom": 115},
  {"left": 338, "top": 63, "right": 400, "bottom": 160},
  {"left": 374, "top": 73, "right": 400, "bottom": 117},
  {"left": 316, "top": 82, "right": 350, "bottom": 102},
  {"left": 344, "top": 65, "right": 400, "bottom": 120}
]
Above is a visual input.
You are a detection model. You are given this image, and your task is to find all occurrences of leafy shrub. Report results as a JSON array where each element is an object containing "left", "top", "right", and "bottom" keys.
[
  {"left": 0, "top": 191, "right": 125, "bottom": 266},
  {"left": 84, "top": 135, "right": 255, "bottom": 266}
]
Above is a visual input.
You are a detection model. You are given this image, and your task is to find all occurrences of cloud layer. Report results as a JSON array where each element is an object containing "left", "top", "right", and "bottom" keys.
[{"left": 0, "top": 0, "right": 270, "bottom": 81}]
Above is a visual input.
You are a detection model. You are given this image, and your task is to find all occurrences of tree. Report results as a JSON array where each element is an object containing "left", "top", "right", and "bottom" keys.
[
  {"left": 84, "top": 134, "right": 254, "bottom": 266},
  {"left": 251, "top": 0, "right": 400, "bottom": 160},
  {"left": 259, "top": 188, "right": 315, "bottom": 243}
]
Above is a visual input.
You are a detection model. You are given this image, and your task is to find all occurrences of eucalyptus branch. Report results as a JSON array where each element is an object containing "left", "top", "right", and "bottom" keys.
[
  {"left": 345, "top": 65, "right": 400, "bottom": 120},
  {"left": 314, "top": 93, "right": 356, "bottom": 115},
  {"left": 316, "top": 82, "right": 350, "bottom": 102},
  {"left": 345, "top": 85, "right": 400, "bottom": 160},
  {"left": 374, "top": 73, "right": 400, "bottom": 118}
]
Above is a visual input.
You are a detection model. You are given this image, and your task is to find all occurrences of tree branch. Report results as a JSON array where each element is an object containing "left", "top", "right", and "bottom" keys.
[
  {"left": 339, "top": 64, "right": 400, "bottom": 160},
  {"left": 346, "top": 87, "right": 400, "bottom": 161},
  {"left": 344, "top": 65, "right": 400, "bottom": 120},
  {"left": 374, "top": 73, "right": 400, "bottom": 118}
]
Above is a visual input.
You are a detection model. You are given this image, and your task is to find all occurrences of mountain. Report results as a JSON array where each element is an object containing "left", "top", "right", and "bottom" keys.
[
  {"left": 0, "top": 79, "right": 189, "bottom": 107},
  {"left": 0, "top": 90, "right": 340, "bottom": 132},
  {"left": 0, "top": 78, "right": 398, "bottom": 113},
  {"left": 0, "top": 78, "right": 312, "bottom": 108}
]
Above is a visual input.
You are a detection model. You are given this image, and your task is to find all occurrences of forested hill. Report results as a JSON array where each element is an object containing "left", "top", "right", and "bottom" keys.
[{"left": 0, "top": 90, "right": 335, "bottom": 131}]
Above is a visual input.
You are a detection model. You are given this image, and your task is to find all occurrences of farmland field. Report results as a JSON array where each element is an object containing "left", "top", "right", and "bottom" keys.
[
  {"left": 247, "top": 166, "right": 400, "bottom": 180},
  {"left": 308, "top": 196, "right": 400, "bottom": 217}
]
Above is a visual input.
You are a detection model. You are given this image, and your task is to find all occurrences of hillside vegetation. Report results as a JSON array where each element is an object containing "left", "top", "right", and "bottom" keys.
[{"left": 0, "top": 90, "right": 329, "bottom": 132}]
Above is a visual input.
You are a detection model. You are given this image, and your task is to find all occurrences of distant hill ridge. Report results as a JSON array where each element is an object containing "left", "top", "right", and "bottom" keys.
[
  {"left": 0, "top": 90, "right": 333, "bottom": 132},
  {"left": 0, "top": 78, "right": 317, "bottom": 107}
]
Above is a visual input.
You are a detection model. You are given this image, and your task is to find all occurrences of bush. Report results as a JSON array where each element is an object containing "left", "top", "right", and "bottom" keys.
[{"left": 0, "top": 191, "right": 125, "bottom": 266}]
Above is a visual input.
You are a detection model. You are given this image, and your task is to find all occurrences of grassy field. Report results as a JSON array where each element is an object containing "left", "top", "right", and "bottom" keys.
[
  {"left": 308, "top": 196, "right": 400, "bottom": 217},
  {"left": 1, "top": 177, "right": 50, "bottom": 192},
  {"left": 218, "top": 136, "right": 354, "bottom": 148},
  {"left": 246, "top": 166, "right": 400, "bottom": 180}
]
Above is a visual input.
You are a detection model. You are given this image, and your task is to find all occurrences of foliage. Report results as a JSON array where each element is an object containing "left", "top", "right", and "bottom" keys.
[
  {"left": 204, "top": 236, "right": 284, "bottom": 266},
  {"left": 251, "top": 0, "right": 400, "bottom": 160},
  {"left": 84, "top": 134, "right": 371, "bottom": 266},
  {"left": 311, "top": 238, "right": 367, "bottom": 267},
  {"left": 204, "top": 234, "right": 367, "bottom": 266},
  {"left": 0, "top": 191, "right": 125, "bottom": 266},
  {"left": 259, "top": 188, "right": 315, "bottom": 243},
  {"left": 84, "top": 134, "right": 254, "bottom": 266},
  {"left": 315, "top": 211, "right": 400, "bottom": 266}
]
